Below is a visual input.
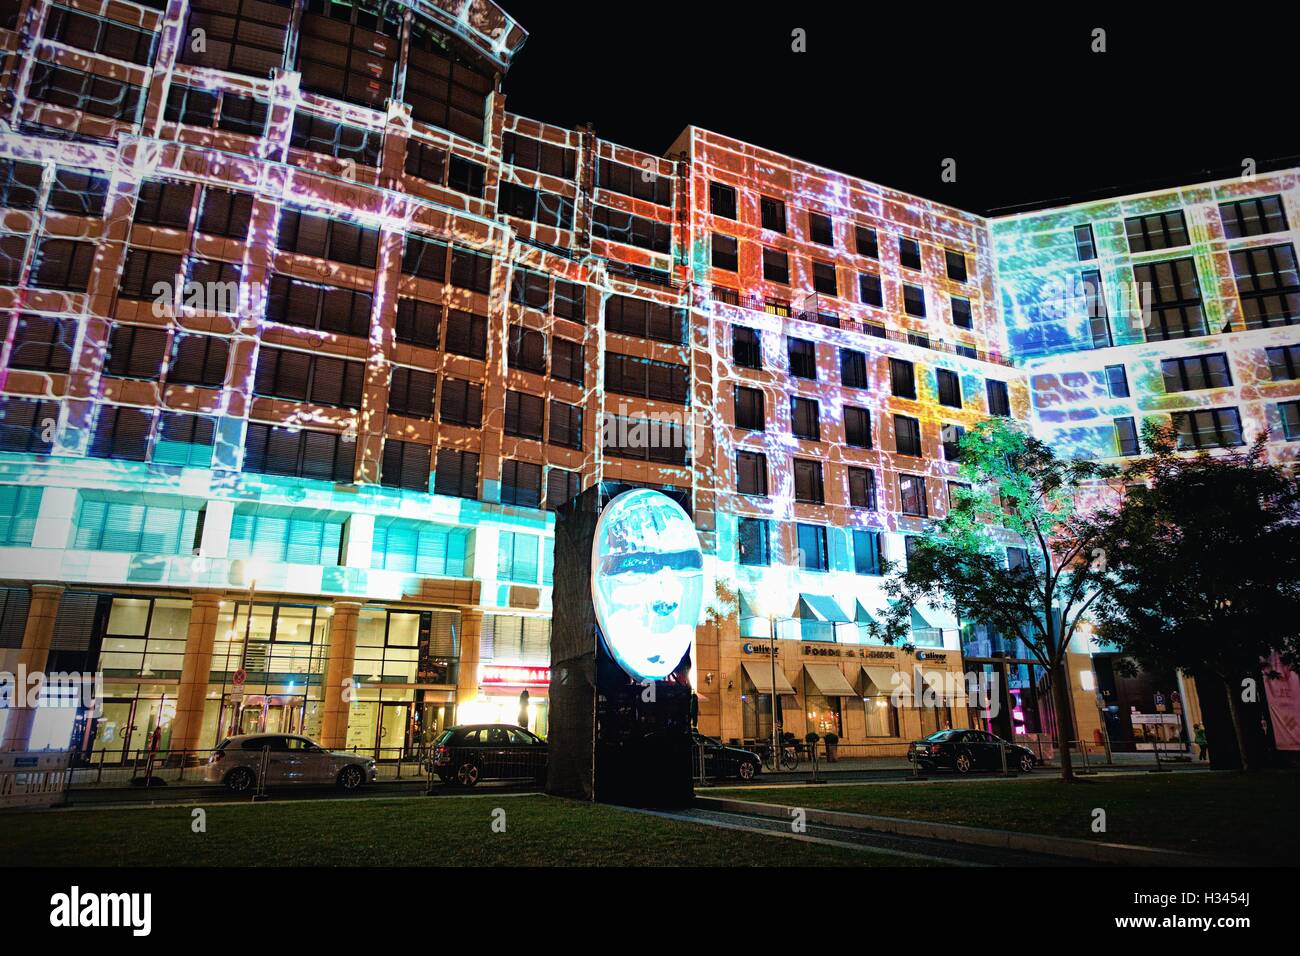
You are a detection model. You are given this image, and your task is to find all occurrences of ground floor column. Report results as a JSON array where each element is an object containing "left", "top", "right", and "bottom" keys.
[
  {"left": 2, "top": 584, "right": 65, "bottom": 752},
  {"left": 319, "top": 600, "right": 362, "bottom": 748},
  {"left": 455, "top": 608, "right": 483, "bottom": 715},
  {"left": 168, "top": 590, "right": 225, "bottom": 754}
]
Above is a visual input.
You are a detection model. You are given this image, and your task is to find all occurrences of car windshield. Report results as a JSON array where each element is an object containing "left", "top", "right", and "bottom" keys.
[
  {"left": 434, "top": 730, "right": 453, "bottom": 745},
  {"left": 925, "top": 731, "right": 959, "bottom": 742}
]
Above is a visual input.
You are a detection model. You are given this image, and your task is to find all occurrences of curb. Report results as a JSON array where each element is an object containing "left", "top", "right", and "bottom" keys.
[{"left": 695, "top": 795, "right": 1231, "bottom": 867}]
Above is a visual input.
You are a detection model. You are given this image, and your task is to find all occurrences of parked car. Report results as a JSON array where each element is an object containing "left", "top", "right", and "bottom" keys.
[
  {"left": 205, "top": 734, "right": 378, "bottom": 792},
  {"left": 907, "top": 729, "right": 1036, "bottom": 773},
  {"left": 690, "top": 733, "right": 762, "bottom": 780},
  {"left": 427, "top": 724, "right": 548, "bottom": 787}
]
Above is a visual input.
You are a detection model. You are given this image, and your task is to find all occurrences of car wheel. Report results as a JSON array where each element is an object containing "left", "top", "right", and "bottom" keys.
[
  {"left": 955, "top": 753, "right": 973, "bottom": 774},
  {"left": 738, "top": 760, "right": 756, "bottom": 781},
  {"left": 455, "top": 762, "right": 480, "bottom": 787},
  {"left": 224, "top": 767, "right": 254, "bottom": 793},
  {"left": 337, "top": 765, "right": 365, "bottom": 790},
  {"left": 1018, "top": 753, "right": 1035, "bottom": 773}
]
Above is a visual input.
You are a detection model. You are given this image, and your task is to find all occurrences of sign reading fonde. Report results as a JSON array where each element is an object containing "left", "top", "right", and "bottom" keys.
[{"left": 591, "top": 489, "right": 704, "bottom": 680}]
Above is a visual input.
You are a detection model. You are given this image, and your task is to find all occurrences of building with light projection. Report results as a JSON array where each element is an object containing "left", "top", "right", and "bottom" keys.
[{"left": 0, "top": 0, "right": 1294, "bottom": 764}]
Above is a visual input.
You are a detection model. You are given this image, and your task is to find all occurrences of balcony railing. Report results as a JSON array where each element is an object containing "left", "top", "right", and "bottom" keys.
[{"left": 709, "top": 286, "right": 1013, "bottom": 367}]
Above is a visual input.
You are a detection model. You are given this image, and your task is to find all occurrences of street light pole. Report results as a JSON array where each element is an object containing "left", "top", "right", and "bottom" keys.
[{"left": 769, "top": 613, "right": 779, "bottom": 773}]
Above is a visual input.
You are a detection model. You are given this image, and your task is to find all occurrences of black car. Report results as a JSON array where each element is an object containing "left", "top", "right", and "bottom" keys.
[
  {"left": 428, "top": 724, "right": 548, "bottom": 787},
  {"left": 690, "top": 733, "right": 762, "bottom": 781},
  {"left": 907, "top": 729, "right": 1037, "bottom": 773}
]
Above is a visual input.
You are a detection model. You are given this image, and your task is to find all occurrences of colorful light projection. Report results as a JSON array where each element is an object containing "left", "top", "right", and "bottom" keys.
[{"left": 591, "top": 489, "right": 704, "bottom": 680}]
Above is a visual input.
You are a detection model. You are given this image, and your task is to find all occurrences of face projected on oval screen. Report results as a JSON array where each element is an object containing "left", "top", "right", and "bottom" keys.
[{"left": 592, "top": 489, "right": 704, "bottom": 681}]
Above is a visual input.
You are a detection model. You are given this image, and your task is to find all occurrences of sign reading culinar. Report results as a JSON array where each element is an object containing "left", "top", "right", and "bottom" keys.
[{"left": 591, "top": 488, "right": 704, "bottom": 680}]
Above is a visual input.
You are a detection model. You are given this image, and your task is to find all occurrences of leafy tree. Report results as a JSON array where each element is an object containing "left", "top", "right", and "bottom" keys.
[
  {"left": 1090, "top": 423, "right": 1300, "bottom": 770},
  {"left": 867, "top": 418, "right": 1116, "bottom": 781}
]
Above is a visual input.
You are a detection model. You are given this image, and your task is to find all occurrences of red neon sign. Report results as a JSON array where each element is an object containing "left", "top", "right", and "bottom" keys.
[{"left": 480, "top": 665, "right": 551, "bottom": 687}]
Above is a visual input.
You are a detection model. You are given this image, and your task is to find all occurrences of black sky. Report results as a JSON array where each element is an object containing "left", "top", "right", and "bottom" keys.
[{"left": 493, "top": 2, "right": 1296, "bottom": 215}]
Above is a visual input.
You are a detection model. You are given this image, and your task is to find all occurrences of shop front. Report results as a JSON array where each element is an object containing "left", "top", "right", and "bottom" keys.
[{"left": 460, "top": 664, "right": 551, "bottom": 737}]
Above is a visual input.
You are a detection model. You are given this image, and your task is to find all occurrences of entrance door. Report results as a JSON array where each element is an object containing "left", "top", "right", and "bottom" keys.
[
  {"left": 90, "top": 699, "right": 136, "bottom": 764},
  {"left": 377, "top": 702, "right": 408, "bottom": 760}
]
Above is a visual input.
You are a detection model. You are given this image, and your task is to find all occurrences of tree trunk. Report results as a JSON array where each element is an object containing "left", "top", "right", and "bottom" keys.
[
  {"left": 1223, "top": 676, "right": 1254, "bottom": 773},
  {"left": 1051, "top": 661, "right": 1076, "bottom": 782}
]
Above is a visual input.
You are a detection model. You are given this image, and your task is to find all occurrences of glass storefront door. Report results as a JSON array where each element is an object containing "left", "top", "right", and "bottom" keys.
[{"left": 377, "top": 702, "right": 409, "bottom": 757}]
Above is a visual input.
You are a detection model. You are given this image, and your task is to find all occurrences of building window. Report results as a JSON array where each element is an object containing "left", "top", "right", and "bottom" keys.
[
  {"left": 791, "top": 397, "right": 821, "bottom": 441},
  {"left": 1266, "top": 345, "right": 1300, "bottom": 381},
  {"left": 812, "top": 260, "right": 837, "bottom": 296},
  {"left": 181, "top": 0, "right": 291, "bottom": 77},
  {"left": 899, "top": 237, "right": 922, "bottom": 271},
  {"left": 942, "top": 424, "right": 965, "bottom": 461},
  {"left": 381, "top": 439, "right": 432, "bottom": 492},
  {"left": 394, "top": 298, "right": 442, "bottom": 350},
  {"left": 388, "top": 366, "right": 436, "bottom": 419},
  {"left": 32, "top": 238, "right": 94, "bottom": 291},
  {"left": 510, "top": 270, "right": 550, "bottom": 312},
  {"left": 605, "top": 294, "right": 685, "bottom": 345},
  {"left": 548, "top": 401, "right": 583, "bottom": 450},
  {"left": 709, "top": 181, "right": 737, "bottom": 219},
  {"left": 294, "top": 0, "right": 399, "bottom": 109},
  {"left": 507, "top": 325, "right": 547, "bottom": 375},
  {"left": 198, "top": 187, "right": 254, "bottom": 239},
  {"left": 951, "top": 295, "right": 973, "bottom": 329},
  {"left": 551, "top": 337, "right": 584, "bottom": 385},
  {"left": 894, "top": 415, "right": 922, "bottom": 457},
  {"left": 401, "top": 233, "right": 448, "bottom": 281},
  {"left": 105, "top": 324, "right": 168, "bottom": 380},
  {"left": 500, "top": 459, "right": 543, "bottom": 508},
  {"left": 450, "top": 247, "right": 493, "bottom": 294},
  {"left": 890, "top": 358, "right": 916, "bottom": 399},
  {"left": 937, "top": 368, "right": 962, "bottom": 408},
  {"left": 74, "top": 498, "right": 199, "bottom": 554},
  {"left": 433, "top": 448, "right": 479, "bottom": 499},
  {"left": 89, "top": 405, "right": 154, "bottom": 461},
  {"left": 546, "top": 468, "right": 582, "bottom": 511},
  {"left": 986, "top": 379, "right": 1011, "bottom": 416},
  {"left": 497, "top": 531, "right": 540, "bottom": 584},
  {"left": 844, "top": 407, "right": 872, "bottom": 448},
  {"left": 1280, "top": 402, "right": 1300, "bottom": 441},
  {"left": 1105, "top": 364, "right": 1130, "bottom": 398},
  {"left": 848, "top": 467, "right": 877, "bottom": 510},
  {"left": 736, "top": 450, "right": 768, "bottom": 497},
  {"left": 945, "top": 249, "right": 967, "bottom": 282},
  {"left": 796, "top": 523, "right": 829, "bottom": 571},
  {"left": 438, "top": 378, "right": 482, "bottom": 429},
  {"left": 28, "top": 60, "right": 144, "bottom": 122},
  {"left": 447, "top": 156, "right": 486, "bottom": 198},
  {"left": 8, "top": 314, "right": 75, "bottom": 372},
  {"left": 760, "top": 196, "right": 786, "bottom": 233},
  {"left": 444, "top": 309, "right": 489, "bottom": 360},
  {"left": 1080, "top": 269, "right": 1112, "bottom": 348},
  {"left": 504, "top": 390, "right": 545, "bottom": 440},
  {"left": 899, "top": 474, "right": 928, "bottom": 517},
  {"left": 808, "top": 212, "right": 833, "bottom": 246},
  {"left": 134, "top": 179, "right": 195, "bottom": 228},
  {"left": 738, "top": 517, "right": 770, "bottom": 566},
  {"left": 290, "top": 113, "right": 382, "bottom": 167},
  {"left": 1114, "top": 416, "right": 1140, "bottom": 457},
  {"left": 853, "top": 529, "right": 883, "bottom": 576},
  {"left": 840, "top": 348, "right": 868, "bottom": 389},
  {"left": 859, "top": 272, "right": 883, "bottom": 307},
  {"left": 154, "top": 412, "right": 215, "bottom": 467},
  {"left": 553, "top": 281, "right": 586, "bottom": 323},
  {"left": 242, "top": 423, "right": 355, "bottom": 483},
  {"left": 762, "top": 247, "right": 790, "bottom": 284},
  {"left": 254, "top": 348, "right": 364, "bottom": 409},
  {"left": 0, "top": 159, "right": 43, "bottom": 210},
  {"left": 856, "top": 226, "right": 879, "bottom": 259},
  {"left": 793, "top": 459, "right": 824, "bottom": 504},
  {"left": 47, "top": 167, "right": 109, "bottom": 217},
  {"left": 1220, "top": 195, "right": 1287, "bottom": 239},
  {"left": 903, "top": 284, "right": 926, "bottom": 317},
  {"left": 733, "top": 326, "right": 762, "bottom": 369},
  {"left": 788, "top": 337, "right": 816, "bottom": 379},
  {"left": 1073, "top": 223, "right": 1096, "bottom": 260},
  {"left": 1172, "top": 408, "right": 1244, "bottom": 450},
  {"left": 734, "top": 385, "right": 765, "bottom": 431},
  {"left": 712, "top": 233, "right": 738, "bottom": 271},
  {"left": 278, "top": 208, "right": 379, "bottom": 268},
  {"left": 371, "top": 522, "right": 468, "bottom": 575},
  {"left": 1231, "top": 243, "right": 1300, "bottom": 330},
  {"left": 0, "top": 396, "right": 60, "bottom": 453},
  {"left": 604, "top": 353, "right": 690, "bottom": 404},
  {"left": 169, "top": 333, "right": 229, "bottom": 387},
  {"left": 497, "top": 181, "right": 574, "bottom": 229},
  {"left": 594, "top": 156, "right": 669, "bottom": 202},
  {"left": 1125, "top": 210, "right": 1189, "bottom": 253},
  {"left": 1161, "top": 353, "right": 1232, "bottom": 393},
  {"left": 405, "top": 15, "right": 493, "bottom": 142}
]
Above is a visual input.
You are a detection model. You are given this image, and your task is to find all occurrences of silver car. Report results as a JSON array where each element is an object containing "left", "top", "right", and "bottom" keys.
[{"left": 205, "top": 734, "right": 378, "bottom": 792}]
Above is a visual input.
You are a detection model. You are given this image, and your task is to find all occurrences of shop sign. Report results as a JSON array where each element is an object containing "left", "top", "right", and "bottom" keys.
[
  {"left": 481, "top": 665, "right": 551, "bottom": 687},
  {"left": 742, "top": 643, "right": 777, "bottom": 655},
  {"left": 915, "top": 651, "right": 948, "bottom": 663}
]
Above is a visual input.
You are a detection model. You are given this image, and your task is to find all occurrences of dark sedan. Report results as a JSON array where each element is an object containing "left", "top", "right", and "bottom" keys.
[
  {"left": 907, "top": 729, "right": 1036, "bottom": 773},
  {"left": 691, "top": 733, "right": 762, "bottom": 781},
  {"left": 427, "top": 724, "right": 548, "bottom": 787}
]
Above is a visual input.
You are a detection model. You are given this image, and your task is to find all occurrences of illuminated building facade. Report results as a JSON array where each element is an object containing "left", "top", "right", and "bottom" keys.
[{"left": 0, "top": 0, "right": 1292, "bottom": 761}]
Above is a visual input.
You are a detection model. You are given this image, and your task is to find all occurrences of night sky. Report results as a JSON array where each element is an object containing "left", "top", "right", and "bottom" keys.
[{"left": 493, "top": 3, "right": 1296, "bottom": 214}]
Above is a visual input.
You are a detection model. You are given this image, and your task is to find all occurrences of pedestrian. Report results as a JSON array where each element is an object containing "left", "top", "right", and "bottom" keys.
[
  {"left": 517, "top": 689, "right": 530, "bottom": 729},
  {"left": 1194, "top": 723, "right": 1208, "bottom": 761}
]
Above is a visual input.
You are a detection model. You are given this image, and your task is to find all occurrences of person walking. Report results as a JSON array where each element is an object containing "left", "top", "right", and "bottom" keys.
[{"left": 1194, "top": 723, "right": 1208, "bottom": 761}]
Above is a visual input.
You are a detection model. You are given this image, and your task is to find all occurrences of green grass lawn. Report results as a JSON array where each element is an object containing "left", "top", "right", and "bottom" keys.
[
  {"left": 715, "top": 770, "right": 1300, "bottom": 863},
  {"left": 0, "top": 794, "right": 928, "bottom": 867}
]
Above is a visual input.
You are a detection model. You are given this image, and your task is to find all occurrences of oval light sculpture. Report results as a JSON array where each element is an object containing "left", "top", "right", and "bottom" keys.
[{"left": 591, "top": 488, "right": 704, "bottom": 680}]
